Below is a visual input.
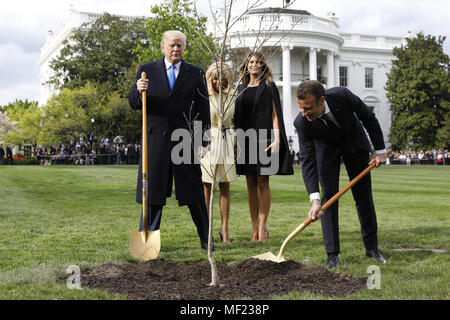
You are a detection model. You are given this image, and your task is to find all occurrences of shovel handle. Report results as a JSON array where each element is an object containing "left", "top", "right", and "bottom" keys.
[
  {"left": 277, "top": 149, "right": 392, "bottom": 259},
  {"left": 141, "top": 72, "right": 148, "bottom": 239},
  {"left": 321, "top": 149, "right": 392, "bottom": 212}
]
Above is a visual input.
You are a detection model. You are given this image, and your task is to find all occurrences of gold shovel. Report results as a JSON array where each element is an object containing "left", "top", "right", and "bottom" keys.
[
  {"left": 254, "top": 149, "right": 392, "bottom": 263},
  {"left": 130, "top": 72, "right": 161, "bottom": 261}
]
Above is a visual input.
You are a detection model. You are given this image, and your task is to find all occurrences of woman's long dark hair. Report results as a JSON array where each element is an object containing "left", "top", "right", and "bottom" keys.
[{"left": 239, "top": 51, "right": 273, "bottom": 85}]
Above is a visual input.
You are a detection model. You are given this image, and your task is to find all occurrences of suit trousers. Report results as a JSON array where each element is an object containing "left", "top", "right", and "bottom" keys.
[
  {"left": 139, "top": 202, "right": 210, "bottom": 243},
  {"left": 315, "top": 143, "right": 378, "bottom": 255}
]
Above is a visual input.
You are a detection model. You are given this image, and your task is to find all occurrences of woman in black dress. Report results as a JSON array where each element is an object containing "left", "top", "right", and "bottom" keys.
[{"left": 234, "top": 51, "right": 293, "bottom": 241}]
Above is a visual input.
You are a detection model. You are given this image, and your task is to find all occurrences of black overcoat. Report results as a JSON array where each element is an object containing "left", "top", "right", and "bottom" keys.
[
  {"left": 294, "top": 86, "right": 386, "bottom": 195},
  {"left": 129, "top": 58, "right": 210, "bottom": 206}
]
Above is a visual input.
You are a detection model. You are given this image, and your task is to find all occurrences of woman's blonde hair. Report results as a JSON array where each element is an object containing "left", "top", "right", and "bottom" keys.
[{"left": 205, "top": 62, "right": 234, "bottom": 95}]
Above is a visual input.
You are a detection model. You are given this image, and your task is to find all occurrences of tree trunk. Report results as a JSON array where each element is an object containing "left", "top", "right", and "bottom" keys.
[{"left": 208, "top": 165, "right": 219, "bottom": 287}]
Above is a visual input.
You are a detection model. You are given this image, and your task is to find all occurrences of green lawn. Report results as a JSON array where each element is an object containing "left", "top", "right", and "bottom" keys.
[{"left": 0, "top": 164, "right": 448, "bottom": 300}]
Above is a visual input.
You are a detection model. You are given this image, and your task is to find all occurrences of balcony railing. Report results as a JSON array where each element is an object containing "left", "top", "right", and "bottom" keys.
[{"left": 273, "top": 73, "right": 327, "bottom": 84}]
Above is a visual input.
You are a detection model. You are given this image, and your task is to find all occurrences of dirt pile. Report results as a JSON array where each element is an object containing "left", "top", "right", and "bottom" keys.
[{"left": 82, "top": 258, "right": 366, "bottom": 299}]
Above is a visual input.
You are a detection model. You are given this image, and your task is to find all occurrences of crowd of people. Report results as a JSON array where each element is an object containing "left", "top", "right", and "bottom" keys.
[
  {"left": 388, "top": 149, "right": 449, "bottom": 165},
  {"left": 34, "top": 136, "right": 141, "bottom": 166},
  {"left": 0, "top": 144, "right": 13, "bottom": 165}
]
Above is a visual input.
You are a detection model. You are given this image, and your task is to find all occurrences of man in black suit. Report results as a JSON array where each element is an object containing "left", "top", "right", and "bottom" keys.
[
  {"left": 6, "top": 144, "right": 13, "bottom": 165},
  {"left": 0, "top": 144, "right": 4, "bottom": 165},
  {"left": 294, "top": 80, "right": 387, "bottom": 268},
  {"left": 129, "top": 30, "right": 214, "bottom": 251}
]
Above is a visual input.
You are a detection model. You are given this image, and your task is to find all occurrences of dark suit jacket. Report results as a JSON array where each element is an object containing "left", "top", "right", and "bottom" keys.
[
  {"left": 129, "top": 58, "right": 210, "bottom": 206},
  {"left": 294, "top": 86, "right": 385, "bottom": 195},
  {"left": 6, "top": 146, "right": 12, "bottom": 158}
]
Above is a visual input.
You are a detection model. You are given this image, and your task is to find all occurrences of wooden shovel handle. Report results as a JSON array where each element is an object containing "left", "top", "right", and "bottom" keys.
[
  {"left": 141, "top": 72, "right": 148, "bottom": 238},
  {"left": 321, "top": 149, "right": 392, "bottom": 212},
  {"left": 277, "top": 149, "right": 392, "bottom": 258}
]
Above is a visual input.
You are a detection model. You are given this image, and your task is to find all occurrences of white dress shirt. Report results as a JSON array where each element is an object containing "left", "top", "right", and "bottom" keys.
[{"left": 164, "top": 58, "right": 181, "bottom": 80}]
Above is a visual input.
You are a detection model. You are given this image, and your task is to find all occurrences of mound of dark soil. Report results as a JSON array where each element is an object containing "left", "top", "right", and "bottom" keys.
[{"left": 82, "top": 258, "right": 366, "bottom": 300}]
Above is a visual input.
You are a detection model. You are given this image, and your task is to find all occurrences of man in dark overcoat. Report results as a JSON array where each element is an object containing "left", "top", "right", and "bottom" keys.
[
  {"left": 6, "top": 144, "right": 13, "bottom": 165},
  {"left": 129, "top": 30, "right": 214, "bottom": 250},
  {"left": 0, "top": 145, "right": 4, "bottom": 165}
]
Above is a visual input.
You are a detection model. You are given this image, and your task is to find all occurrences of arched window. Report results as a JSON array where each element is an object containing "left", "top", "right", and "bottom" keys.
[{"left": 363, "top": 96, "right": 380, "bottom": 114}]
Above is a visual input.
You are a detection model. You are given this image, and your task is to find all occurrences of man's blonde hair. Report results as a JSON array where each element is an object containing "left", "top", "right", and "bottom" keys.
[{"left": 161, "top": 30, "right": 187, "bottom": 49}]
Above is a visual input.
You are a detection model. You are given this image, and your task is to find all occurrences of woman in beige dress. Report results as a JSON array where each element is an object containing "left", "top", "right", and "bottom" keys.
[{"left": 201, "top": 63, "right": 237, "bottom": 243}]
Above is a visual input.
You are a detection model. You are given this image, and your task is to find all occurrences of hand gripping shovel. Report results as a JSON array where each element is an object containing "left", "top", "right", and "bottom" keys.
[
  {"left": 254, "top": 149, "right": 392, "bottom": 263},
  {"left": 130, "top": 72, "right": 161, "bottom": 261}
]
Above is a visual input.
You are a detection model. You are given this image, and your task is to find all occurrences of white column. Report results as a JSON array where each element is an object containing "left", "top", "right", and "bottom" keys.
[
  {"left": 282, "top": 44, "right": 294, "bottom": 142},
  {"left": 334, "top": 52, "right": 339, "bottom": 87},
  {"left": 327, "top": 51, "right": 334, "bottom": 88},
  {"left": 309, "top": 48, "right": 317, "bottom": 80}
]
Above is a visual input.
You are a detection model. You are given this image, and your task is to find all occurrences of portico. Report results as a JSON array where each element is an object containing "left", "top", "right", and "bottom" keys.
[
  {"left": 272, "top": 44, "right": 341, "bottom": 150},
  {"left": 226, "top": 7, "right": 403, "bottom": 151}
]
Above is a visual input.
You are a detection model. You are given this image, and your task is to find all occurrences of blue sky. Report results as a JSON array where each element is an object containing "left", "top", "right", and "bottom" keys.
[{"left": 0, "top": 0, "right": 448, "bottom": 106}]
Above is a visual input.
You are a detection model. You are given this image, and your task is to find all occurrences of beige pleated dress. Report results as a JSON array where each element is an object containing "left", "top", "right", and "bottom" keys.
[{"left": 201, "top": 93, "right": 237, "bottom": 184}]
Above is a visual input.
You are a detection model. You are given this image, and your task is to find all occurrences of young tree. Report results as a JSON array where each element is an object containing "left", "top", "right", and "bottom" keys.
[
  {"left": 185, "top": 0, "right": 298, "bottom": 286},
  {"left": 386, "top": 33, "right": 449, "bottom": 150}
]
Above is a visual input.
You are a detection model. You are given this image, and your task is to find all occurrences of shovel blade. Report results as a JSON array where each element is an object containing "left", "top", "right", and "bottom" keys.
[
  {"left": 252, "top": 251, "right": 286, "bottom": 263},
  {"left": 129, "top": 230, "right": 161, "bottom": 261}
]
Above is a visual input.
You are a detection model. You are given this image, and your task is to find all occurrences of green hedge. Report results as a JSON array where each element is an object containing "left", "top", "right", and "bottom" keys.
[{"left": 10, "top": 157, "right": 38, "bottom": 165}]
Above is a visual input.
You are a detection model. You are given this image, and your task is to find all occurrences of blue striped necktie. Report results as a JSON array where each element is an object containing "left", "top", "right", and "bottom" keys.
[{"left": 168, "top": 64, "right": 176, "bottom": 90}]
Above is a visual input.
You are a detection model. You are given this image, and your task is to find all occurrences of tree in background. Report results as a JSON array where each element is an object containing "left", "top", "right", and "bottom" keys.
[
  {"left": 48, "top": 13, "right": 146, "bottom": 98},
  {"left": 386, "top": 33, "right": 449, "bottom": 150},
  {"left": 0, "top": 111, "right": 17, "bottom": 145},
  {"left": 37, "top": 83, "right": 141, "bottom": 146},
  {"left": 134, "top": 0, "right": 217, "bottom": 70},
  {"left": 43, "top": 2, "right": 218, "bottom": 147},
  {"left": 0, "top": 99, "right": 38, "bottom": 113},
  {"left": 38, "top": 86, "right": 93, "bottom": 146},
  {"left": 0, "top": 100, "right": 40, "bottom": 149}
]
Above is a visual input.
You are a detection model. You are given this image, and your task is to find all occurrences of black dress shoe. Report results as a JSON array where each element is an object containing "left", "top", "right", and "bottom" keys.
[
  {"left": 366, "top": 249, "right": 387, "bottom": 263},
  {"left": 201, "top": 241, "right": 218, "bottom": 251},
  {"left": 326, "top": 253, "right": 340, "bottom": 268}
]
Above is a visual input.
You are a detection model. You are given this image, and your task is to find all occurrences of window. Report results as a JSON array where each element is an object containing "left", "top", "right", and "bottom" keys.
[
  {"left": 365, "top": 68, "right": 374, "bottom": 88},
  {"left": 339, "top": 66, "right": 348, "bottom": 87}
]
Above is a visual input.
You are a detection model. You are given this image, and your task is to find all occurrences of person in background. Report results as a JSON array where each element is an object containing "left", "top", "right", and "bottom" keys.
[
  {"left": 6, "top": 144, "right": 13, "bottom": 165},
  {"left": 0, "top": 144, "right": 4, "bottom": 165}
]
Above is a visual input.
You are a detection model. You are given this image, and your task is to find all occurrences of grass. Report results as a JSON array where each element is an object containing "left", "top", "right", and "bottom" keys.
[{"left": 0, "top": 164, "right": 448, "bottom": 300}]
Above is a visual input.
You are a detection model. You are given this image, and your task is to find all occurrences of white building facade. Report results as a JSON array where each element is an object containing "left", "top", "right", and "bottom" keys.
[
  {"left": 39, "top": 6, "right": 406, "bottom": 150},
  {"left": 38, "top": 6, "right": 139, "bottom": 105},
  {"left": 224, "top": 8, "right": 406, "bottom": 151}
]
